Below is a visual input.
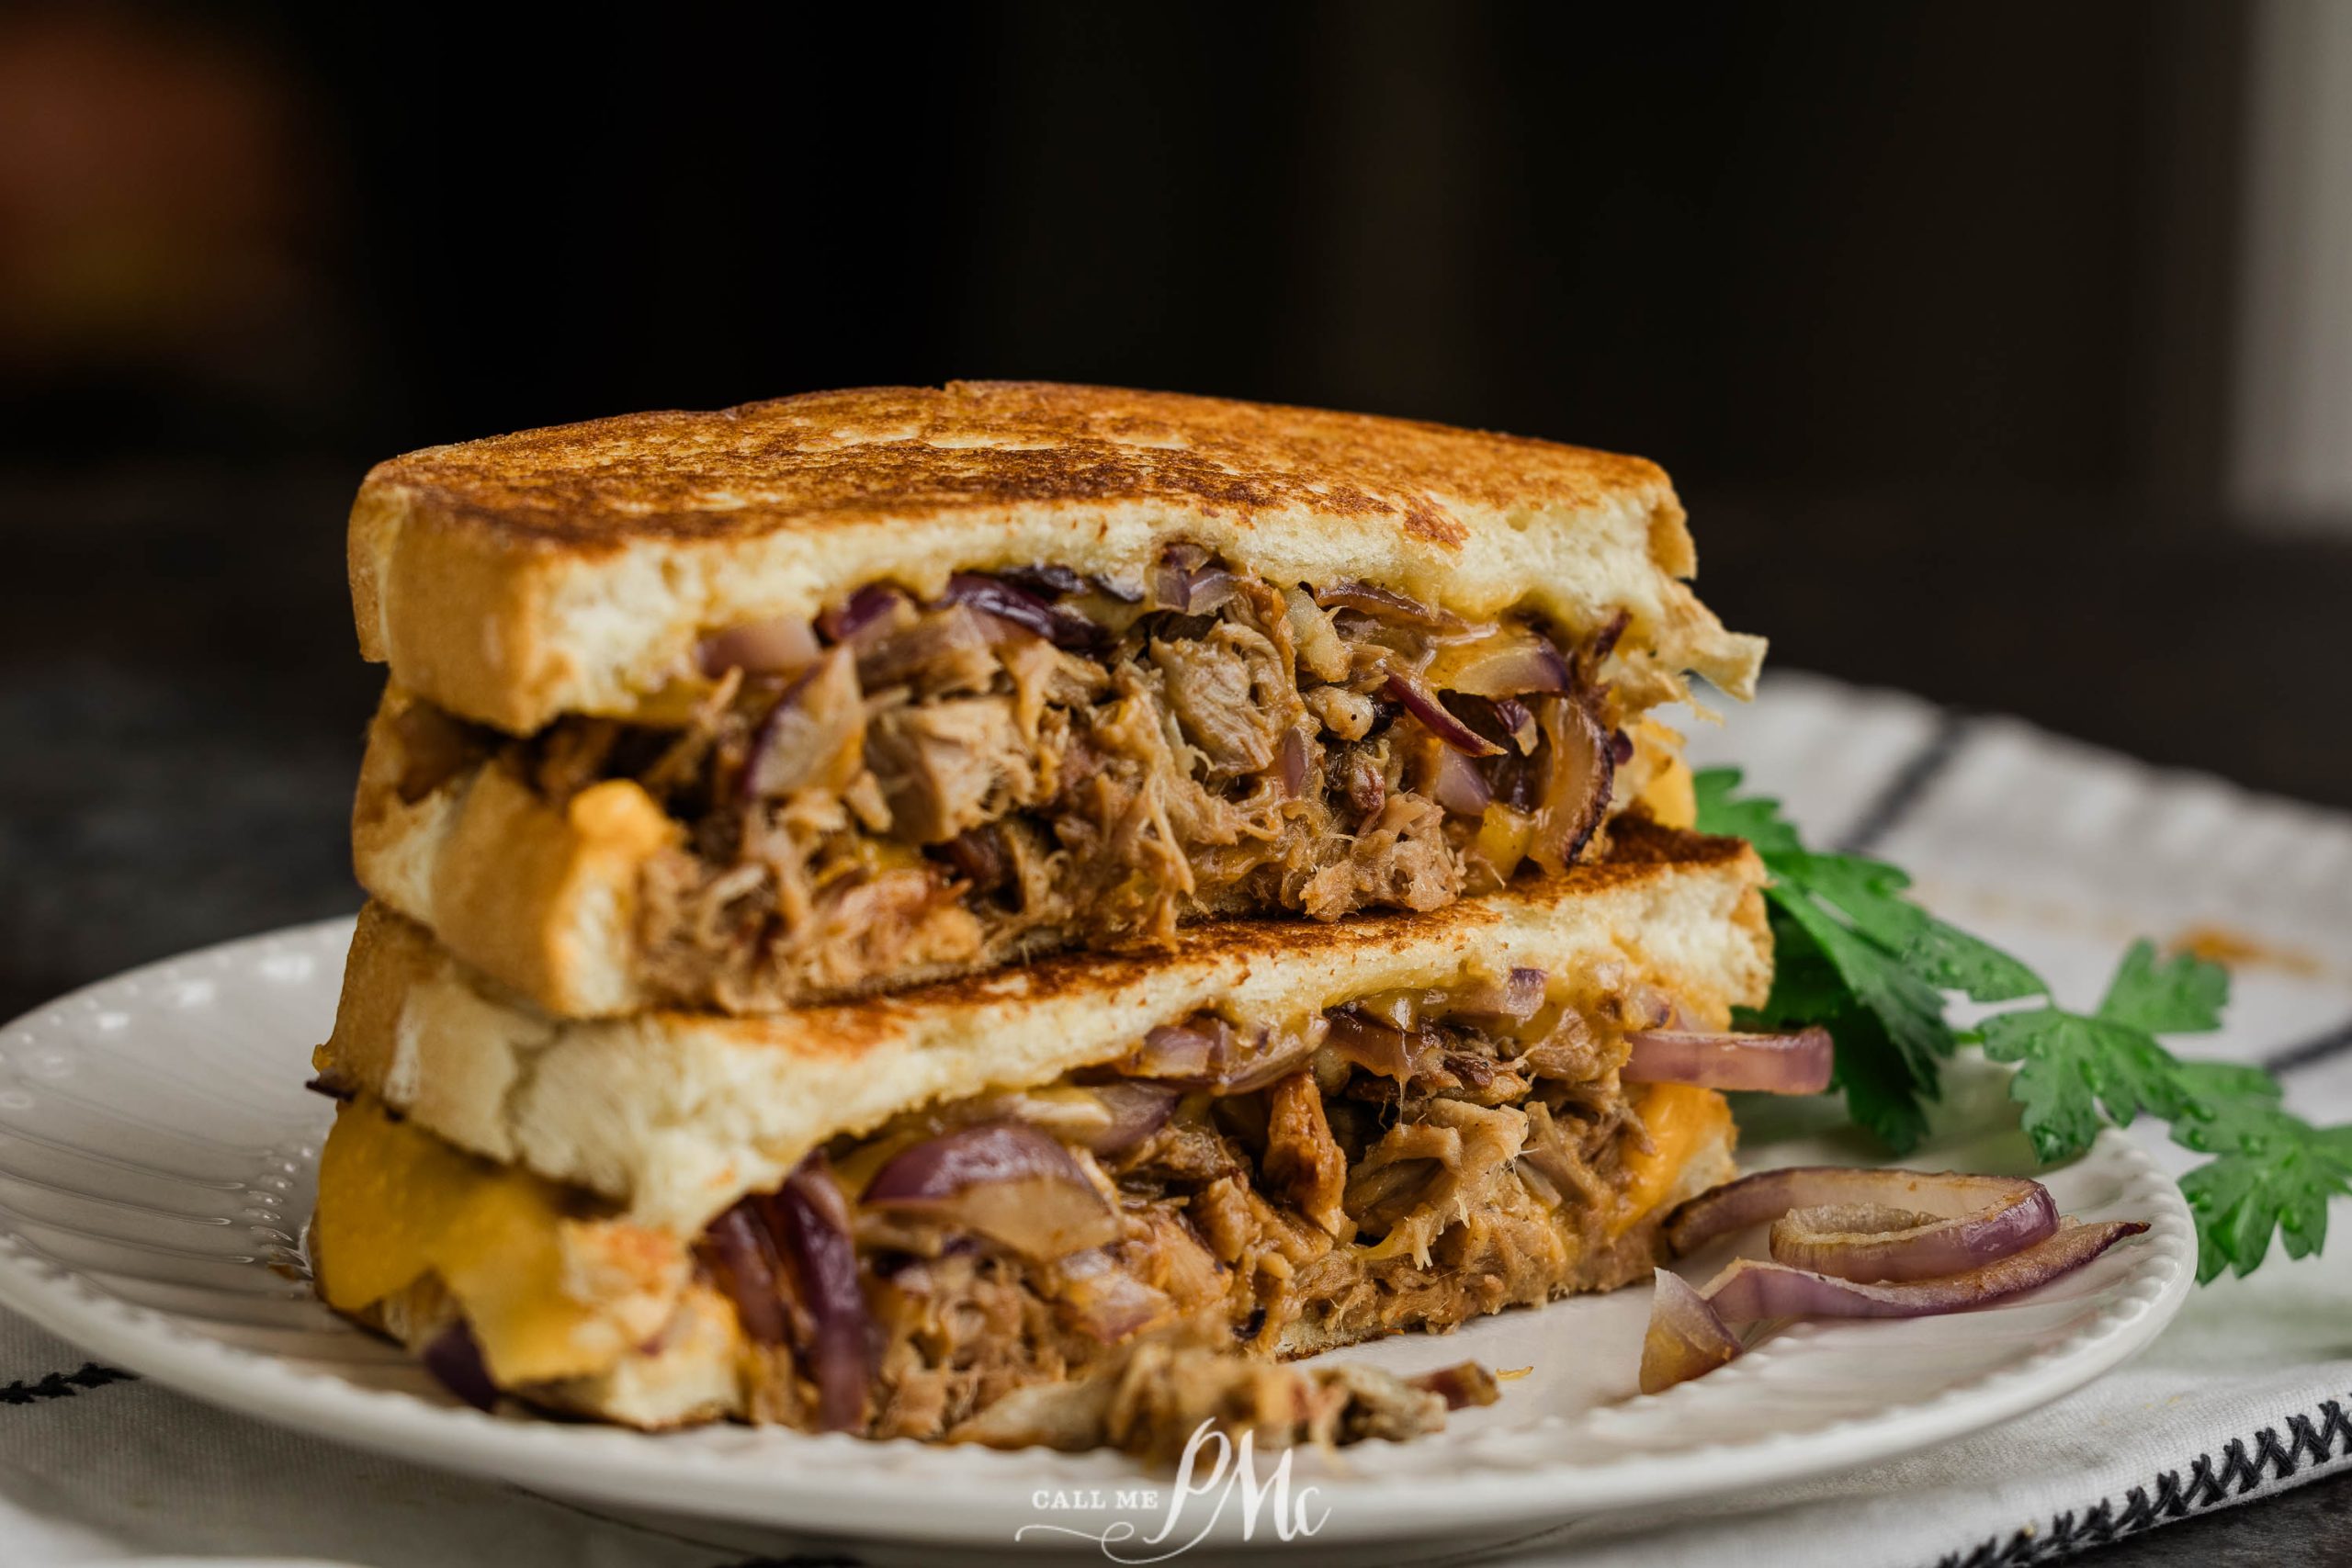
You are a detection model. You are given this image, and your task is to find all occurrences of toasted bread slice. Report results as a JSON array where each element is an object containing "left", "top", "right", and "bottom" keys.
[
  {"left": 350, "top": 382, "right": 1762, "bottom": 734},
  {"left": 318, "top": 819, "right": 1769, "bottom": 1235}
]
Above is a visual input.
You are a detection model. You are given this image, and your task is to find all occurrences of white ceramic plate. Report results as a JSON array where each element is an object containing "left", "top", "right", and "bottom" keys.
[{"left": 0, "top": 917, "right": 2192, "bottom": 1556}]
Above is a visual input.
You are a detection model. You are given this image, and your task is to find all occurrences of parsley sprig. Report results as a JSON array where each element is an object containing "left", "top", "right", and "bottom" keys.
[{"left": 1695, "top": 767, "right": 2352, "bottom": 1281}]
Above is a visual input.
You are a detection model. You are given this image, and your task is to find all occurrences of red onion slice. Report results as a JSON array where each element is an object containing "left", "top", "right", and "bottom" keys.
[
  {"left": 741, "top": 649, "right": 865, "bottom": 798},
  {"left": 1702, "top": 1218, "right": 2149, "bottom": 1321},
  {"left": 994, "top": 563, "right": 1088, "bottom": 599},
  {"left": 939, "top": 573, "right": 1108, "bottom": 651},
  {"left": 1323, "top": 1007, "right": 1437, "bottom": 1083},
  {"left": 1386, "top": 670, "right": 1505, "bottom": 757},
  {"left": 864, "top": 1121, "right": 1117, "bottom": 1260},
  {"left": 700, "top": 1204, "right": 790, "bottom": 1345},
  {"left": 1121, "top": 1016, "right": 1320, "bottom": 1095},
  {"left": 1426, "top": 746, "right": 1496, "bottom": 816},
  {"left": 422, "top": 1320, "right": 500, "bottom": 1412},
  {"left": 1527, "top": 694, "right": 1612, "bottom": 874},
  {"left": 1214, "top": 1031, "right": 1326, "bottom": 1096},
  {"left": 818, "top": 583, "right": 914, "bottom": 645},
  {"left": 1640, "top": 1269, "right": 1742, "bottom": 1394},
  {"left": 1423, "top": 626, "right": 1573, "bottom": 697},
  {"left": 1075, "top": 1082, "right": 1180, "bottom": 1153},
  {"left": 936, "top": 826, "right": 1009, "bottom": 892},
  {"left": 763, "top": 1156, "right": 871, "bottom": 1433},
  {"left": 1128, "top": 1018, "right": 1233, "bottom": 1081},
  {"left": 1442, "top": 966, "right": 1548, "bottom": 1027},
  {"left": 696, "top": 615, "right": 820, "bottom": 678},
  {"left": 1314, "top": 581, "right": 1470, "bottom": 632},
  {"left": 1770, "top": 1189, "right": 2061, "bottom": 1283},
  {"left": 1276, "top": 727, "right": 1310, "bottom": 798},
  {"left": 1588, "top": 609, "right": 1631, "bottom": 664},
  {"left": 1623, "top": 1028, "right": 1835, "bottom": 1096},
  {"left": 961, "top": 1081, "right": 1177, "bottom": 1153},
  {"left": 1151, "top": 544, "right": 1240, "bottom": 615},
  {"left": 1668, "top": 1167, "right": 2062, "bottom": 1284}
]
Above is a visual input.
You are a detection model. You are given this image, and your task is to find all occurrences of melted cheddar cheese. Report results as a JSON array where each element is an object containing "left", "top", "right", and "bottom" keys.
[
  {"left": 1636, "top": 754, "right": 1697, "bottom": 830},
  {"left": 1610, "top": 1081, "right": 1731, "bottom": 1238},
  {"left": 312, "top": 1098, "right": 665, "bottom": 1385}
]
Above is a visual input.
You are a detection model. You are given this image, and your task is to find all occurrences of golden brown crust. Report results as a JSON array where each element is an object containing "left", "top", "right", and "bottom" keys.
[{"left": 350, "top": 382, "right": 1763, "bottom": 732}]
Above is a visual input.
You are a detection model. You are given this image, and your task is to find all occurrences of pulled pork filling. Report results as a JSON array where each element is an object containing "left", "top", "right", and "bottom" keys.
[
  {"left": 394, "top": 550, "right": 1633, "bottom": 1010},
  {"left": 684, "top": 965, "right": 1689, "bottom": 1444}
]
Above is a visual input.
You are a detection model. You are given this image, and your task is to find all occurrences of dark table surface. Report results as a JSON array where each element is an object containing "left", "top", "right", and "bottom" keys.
[{"left": 3, "top": 467, "right": 2349, "bottom": 1562}]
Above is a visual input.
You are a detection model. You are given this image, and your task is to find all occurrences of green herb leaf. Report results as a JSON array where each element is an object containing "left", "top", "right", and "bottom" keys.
[
  {"left": 1694, "top": 764, "right": 2338, "bottom": 1283},
  {"left": 1691, "top": 768, "right": 1804, "bottom": 856},
  {"left": 1771, "top": 887, "right": 1957, "bottom": 1092},
  {"left": 2175, "top": 1115, "right": 2352, "bottom": 1280},
  {"left": 2098, "top": 940, "right": 2230, "bottom": 1036},
  {"left": 1976, "top": 1007, "right": 2194, "bottom": 1162},
  {"left": 1819, "top": 998, "right": 1935, "bottom": 1153}
]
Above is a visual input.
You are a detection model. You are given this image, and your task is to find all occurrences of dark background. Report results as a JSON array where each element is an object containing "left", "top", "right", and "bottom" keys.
[
  {"left": 4, "top": 7, "right": 2352, "bottom": 1560},
  {"left": 4, "top": 0, "right": 2348, "bottom": 1016}
]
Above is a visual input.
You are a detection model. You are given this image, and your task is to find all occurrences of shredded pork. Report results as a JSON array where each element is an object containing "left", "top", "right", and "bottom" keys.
[
  {"left": 684, "top": 976, "right": 1683, "bottom": 1446},
  {"left": 444, "top": 552, "right": 1623, "bottom": 1010}
]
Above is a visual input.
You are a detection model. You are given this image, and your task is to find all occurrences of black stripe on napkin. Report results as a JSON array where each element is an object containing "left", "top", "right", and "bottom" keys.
[
  {"left": 1934, "top": 1395, "right": 2352, "bottom": 1566},
  {"left": 1838, "top": 710, "right": 1973, "bottom": 856},
  {"left": 2263, "top": 1014, "right": 2352, "bottom": 1076},
  {"left": 0, "top": 1362, "right": 134, "bottom": 1406}
]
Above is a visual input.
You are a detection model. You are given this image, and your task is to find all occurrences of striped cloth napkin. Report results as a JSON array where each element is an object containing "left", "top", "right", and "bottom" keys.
[{"left": 1, "top": 671, "right": 2345, "bottom": 1568}]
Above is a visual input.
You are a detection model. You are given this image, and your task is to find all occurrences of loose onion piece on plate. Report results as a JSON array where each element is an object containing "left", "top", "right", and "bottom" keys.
[
  {"left": 1703, "top": 1218, "right": 2150, "bottom": 1323},
  {"left": 1639, "top": 1269, "right": 1742, "bottom": 1395},
  {"left": 1414, "top": 1362, "right": 1505, "bottom": 1410},
  {"left": 1623, "top": 1027, "right": 1835, "bottom": 1095},
  {"left": 1639, "top": 1164, "right": 2149, "bottom": 1394},
  {"left": 1668, "top": 1166, "right": 2060, "bottom": 1280}
]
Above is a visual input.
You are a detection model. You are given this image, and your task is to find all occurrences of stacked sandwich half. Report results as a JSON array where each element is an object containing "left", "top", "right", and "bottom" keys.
[{"left": 308, "top": 381, "right": 1774, "bottom": 1454}]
